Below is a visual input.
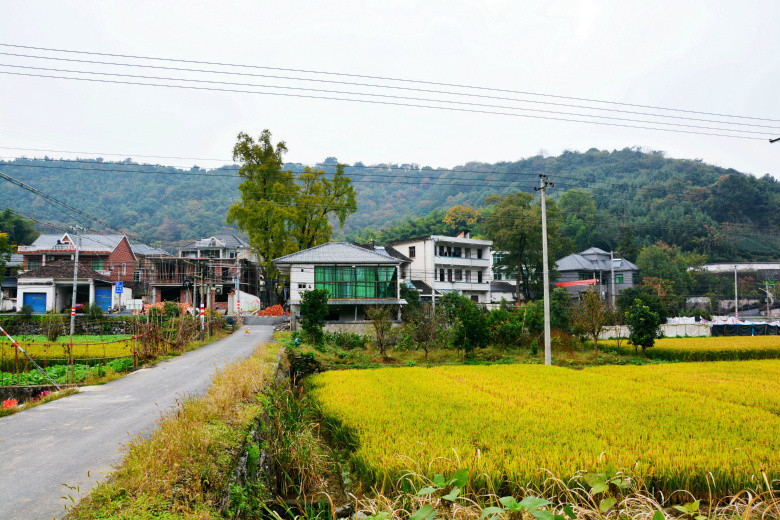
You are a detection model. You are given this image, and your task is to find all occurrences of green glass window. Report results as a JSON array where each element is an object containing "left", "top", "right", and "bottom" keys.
[
  {"left": 615, "top": 273, "right": 624, "bottom": 284},
  {"left": 92, "top": 258, "right": 105, "bottom": 270},
  {"left": 314, "top": 265, "right": 396, "bottom": 300}
]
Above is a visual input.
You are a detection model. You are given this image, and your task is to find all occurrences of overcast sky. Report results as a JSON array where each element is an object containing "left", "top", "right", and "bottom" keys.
[{"left": 1, "top": 1, "right": 778, "bottom": 178}]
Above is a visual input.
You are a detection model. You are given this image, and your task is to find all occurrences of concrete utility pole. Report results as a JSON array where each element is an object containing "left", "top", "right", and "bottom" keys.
[
  {"left": 69, "top": 226, "right": 83, "bottom": 337},
  {"left": 610, "top": 250, "right": 616, "bottom": 308},
  {"left": 734, "top": 264, "right": 739, "bottom": 319},
  {"left": 535, "top": 174, "right": 554, "bottom": 366}
]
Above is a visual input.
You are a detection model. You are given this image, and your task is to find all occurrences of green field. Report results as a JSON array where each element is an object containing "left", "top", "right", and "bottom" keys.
[{"left": 312, "top": 360, "right": 780, "bottom": 498}]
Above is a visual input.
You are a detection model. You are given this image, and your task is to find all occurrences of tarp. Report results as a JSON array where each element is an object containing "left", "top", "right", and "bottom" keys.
[
  {"left": 556, "top": 278, "right": 597, "bottom": 287},
  {"left": 711, "top": 324, "right": 780, "bottom": 336}
]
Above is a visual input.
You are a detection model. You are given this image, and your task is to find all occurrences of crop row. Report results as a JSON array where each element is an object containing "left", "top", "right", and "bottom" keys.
[
  {"left": 312, "top": 360, "right": 780, "bottom": 498},
  {"left": 604, "top": 335, "right": 780, "bottom": 361}
]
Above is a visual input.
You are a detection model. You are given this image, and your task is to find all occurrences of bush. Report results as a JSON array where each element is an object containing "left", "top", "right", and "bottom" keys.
[
  {"left": 325, "top": 331, "right": 369, "bottom": 350},
  {"left": 299, "top": 289, "right": 330, "bottom": 346},
  {"left": 87, "top": 302, "right": 103, "bottom": 319},
  {"left": 19, "top": 305, "right": 33, "bottom": 318},
  {"left": 487, "top": 306, "right": 525, "bottom": 348},
  {"left": 41, "top": 313, "right": 65, "bottom": 342}
]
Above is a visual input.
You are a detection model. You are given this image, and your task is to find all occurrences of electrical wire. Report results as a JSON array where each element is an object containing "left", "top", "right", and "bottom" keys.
[
  {"left": 2, "top": 42, "right": 777, "bottom": 123},
  {"left": 0, "top": 69, "right": 769, "bottom": 142}
]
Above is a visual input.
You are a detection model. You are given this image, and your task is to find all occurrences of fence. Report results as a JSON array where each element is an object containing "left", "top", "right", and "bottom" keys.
[{"left": 599, "top": 323, "right": 712, "bottom": 339}]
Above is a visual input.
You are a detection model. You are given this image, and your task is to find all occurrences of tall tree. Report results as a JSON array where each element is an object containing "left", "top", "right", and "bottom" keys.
[
  {"left": 292, "top": 165, "right": 357, "bottom": 250},
  {"left": 227, "top": 130, "right": 357, "bottom": 302},
  {"left": 481, "top": 192, "right": 560, "bottom": 301},
  {"left": 443, "top": 205, "right": 480, "bottom": 234},
  {"left": 227, "top": 131, "right": 298, "bottom": 303}
]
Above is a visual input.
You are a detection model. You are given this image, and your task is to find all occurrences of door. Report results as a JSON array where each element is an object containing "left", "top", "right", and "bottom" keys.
[
  {"left": 94, "top": 286, "right": 112, "bottom": 312},
  {"left": 23, "top": 292, "right": 47, "bottom": 313}
]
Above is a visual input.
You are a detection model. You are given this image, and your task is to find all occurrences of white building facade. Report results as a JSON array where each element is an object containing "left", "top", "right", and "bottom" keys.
[{"left": 390, "top": 232, "right": 493, "bottom": 304}]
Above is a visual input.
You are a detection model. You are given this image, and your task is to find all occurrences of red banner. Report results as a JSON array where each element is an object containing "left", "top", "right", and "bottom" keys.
[{"left": 556, "top": 278, "right": 598, "bottom": 287}]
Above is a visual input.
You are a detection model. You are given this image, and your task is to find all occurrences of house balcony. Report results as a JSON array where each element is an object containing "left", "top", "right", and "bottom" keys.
[
  {"left": 433, "top": 281, "right": 491, "bottom": 293},
  {"left": 433, "top": 256, "right": 491, "bottom": 268}
]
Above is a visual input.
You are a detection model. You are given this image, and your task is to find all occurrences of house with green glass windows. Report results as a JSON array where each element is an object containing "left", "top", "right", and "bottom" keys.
[{"left": 272, "top": 242, "right": 405, "bottom": 330}]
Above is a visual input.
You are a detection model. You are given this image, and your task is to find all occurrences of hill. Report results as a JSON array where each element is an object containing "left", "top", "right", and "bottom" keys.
[{"left": 0, "top": 148, "right": 777, "bottom": 260}]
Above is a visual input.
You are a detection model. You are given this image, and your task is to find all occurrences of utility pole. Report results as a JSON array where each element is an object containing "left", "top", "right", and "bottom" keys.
[
  {"left": 535, "top": 174, "right": 554, "bottom": 366},
  {"left": 734, "top": 264, "right": 739, "bottom": 319},
  {"left": 69, "top": 226, "right": 83, "bottom": 337},
  {"left": 235, "top": 262, "right": 241, "bottom": 317},
  {"left": 610, "top": 250, "right": 616, "bottom": 308}
]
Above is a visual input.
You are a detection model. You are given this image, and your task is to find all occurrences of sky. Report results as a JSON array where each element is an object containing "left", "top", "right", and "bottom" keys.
[{"left": 1, "top": 1, "right": 778, "bottom": 178}]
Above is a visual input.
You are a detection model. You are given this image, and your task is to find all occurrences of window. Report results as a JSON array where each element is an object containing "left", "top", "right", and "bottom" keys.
[
  {"left": 27, "top": 258, "right": 41, "bottom": 270},
  {"left": 122, "top": 263, "right": 127, "bottom": 276},
  {"left": 477, "top": 248, "right": 483, "bottom": 259},
  {"left": 615, "top": 273, "right": 624, "bottom": 284},
  {"left": 400, "top": 266, "right": 406, "bottom": 278},
  {"left": 453, "top": 247, "right": 462, "bottom": 258},
  {"left": 439, "top": 268, "right": 445, "bottom": 282},
  {"left": 408, "top": 246, "right": 416, "bottom": 258},
  {"left": 454, "top": 269, "right": 462, "bottom": 281},
  {"left": 477, "top": 271, "right": 483, "bottom": 283},
  {"left": 92, "top": 258, "right": 105, "bottom": 270},
  {"left": 493, "top": 272, "right": 501, "bottom": 280},
  {"left": 465, "top": 248, "right": 471, "bottom": 258},
  {"left": 465, "top": 270, "right": 471, "bottom": 282},
  {"left": 314, "top": 265, "right": 397, "bottom": 299},
  {"left": 438, "top": 245, "right": 445, "bottom": 256},
  {"left": 298, "top": 283, "right": 307, "bottom": 289},
  {"left": 447, "top": 269, "right": 453, "bottom": 282}
]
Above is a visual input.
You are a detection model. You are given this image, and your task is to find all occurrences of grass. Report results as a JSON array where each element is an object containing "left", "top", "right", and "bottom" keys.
[
  {"left": 605, "top": 334, "right": 780, "bottom": 361},
  {"left": 65, "top": 341, "right": 281, "bottom": 520},
  {"left": 0, "top": 388, "right": 79, "bottom": 418},
  {"left": 311, "top": 359, "right": 780, "bottom": 499},
  {"left": 277, "top": 331, "right": 664, "bottom": 370},
  {"left": 0, "top": 335, "right": 135, "bottom": 362}
]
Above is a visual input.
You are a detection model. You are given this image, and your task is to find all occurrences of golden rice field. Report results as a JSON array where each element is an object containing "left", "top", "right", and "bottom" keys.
[
  {"left": 605, "top": 334, "right": 780, "bottom": 361},
  {"left": 312, "top": 360, "right": 780, "bottom": 498}
]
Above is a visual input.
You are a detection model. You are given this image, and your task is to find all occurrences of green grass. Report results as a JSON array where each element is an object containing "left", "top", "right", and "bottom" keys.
[
  {"left": 604, "top": 335, "right": 780, "bottom": 361},
  {"left": 0, "top": 334, "right": 133, "bottom": 344}
]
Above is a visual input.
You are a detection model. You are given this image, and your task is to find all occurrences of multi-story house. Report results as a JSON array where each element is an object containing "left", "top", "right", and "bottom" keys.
[
  {"left": 389, "top": 231, "right": 493, "bottom": 304},
  {"left": 555, "top": 247, "right": 639, "bottom": 302},
  {"left": 273, "top": 242, "right": 404, "bottom": 330}
]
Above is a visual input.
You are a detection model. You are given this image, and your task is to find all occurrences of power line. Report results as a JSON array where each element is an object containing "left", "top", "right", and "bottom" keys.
[
  {"left": 0, "top": 63, "right": 773, "bottom": 137},
  {"left": 3, "top": 50, "right": 778, "bottom": 130},
  {"left": 2, "top": 42, "right": 777, "bottom": 123},
  {"left": 0, "top": 70, "right": 768, "bottom": 142}
]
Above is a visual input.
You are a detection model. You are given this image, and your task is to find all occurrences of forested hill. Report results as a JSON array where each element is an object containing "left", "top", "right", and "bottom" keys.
[{"left": 0, "top": 147, "right": 778, "bottom": 260}]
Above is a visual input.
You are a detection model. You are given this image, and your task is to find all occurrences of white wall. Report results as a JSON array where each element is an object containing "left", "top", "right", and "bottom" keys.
[
  {"left": 288, "top": 263, "right": 315, "bottom": 303},
  {"left": 16, "top": 282, "right": 56, "bottom": 312}
]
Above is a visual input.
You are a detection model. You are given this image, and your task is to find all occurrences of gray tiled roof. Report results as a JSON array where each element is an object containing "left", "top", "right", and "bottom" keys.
[
  {"left": 181, "top": 234, "right": 249, "bottom": 250},
  {"left": 131, "top": 244, "right": 172, "bottom": 256},
  {"left": 273, "top": 242, "right": 401, "bottom": 265},
  {"left": 490, "top": 280, "right": 516, "bottom": 292},
  {"left": 30, "top": 233, "right": 126, "bottom": 250},
  {"left": 556, "top": 249, "right": 638, "bottom": 272},
  {"left": 18, "top": 260, "right": 112, "bottom": 282}
]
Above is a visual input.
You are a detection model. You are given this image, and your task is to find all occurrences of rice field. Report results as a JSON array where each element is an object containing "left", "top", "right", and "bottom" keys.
[
  {"left": 312, "top": 360, "right": 780, "bottom": 498},
  {"left": 605, "top": 335, "right": 780, "bottom": 361}
]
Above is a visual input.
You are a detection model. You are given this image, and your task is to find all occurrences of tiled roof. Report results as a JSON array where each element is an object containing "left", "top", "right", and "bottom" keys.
[
  {"left": 273, "top": 242, "right": 401, "bottom": 265},
  {"left": 131, "top": 244, "right": 172, "bottom": 256},
  {"left": 7, "top": 253, "right": 23, "bottom": 267},
  {"left": 556, "top": 249, "right": 638, "bottom": 272},
  {"left": 181, "top": 234, "right": 249, "bottom": 250},
  {"left": 18, "top": 260, "right": 112, "bottom": 282},
  {"left": 409, "top": 279, "right": 440, "bottom": 295},
  {"left": 354, "top": 243, "right": 412, "bottom": 263},
  {"left": 29, "top": 233, "right": 126, "bottom": 251},
  {"left": 490, "top": 281, "right": 516, "bottom": 292}
]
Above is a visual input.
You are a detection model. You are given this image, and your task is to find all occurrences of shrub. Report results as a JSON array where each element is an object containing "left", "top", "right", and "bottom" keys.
[
  {"left": 87, "top": 302, "right": 104, "bottom": 319},
  {"left": 41, "top": 313, "right": 65, "bottom": 342},
  {"left": 19, "top": 305, "right": 33, "bottom": 318},
  {"left": 326, "top": 331, "right": 368, "bottom": 350},
  {"left": 299, "top": 288, "right": 330, "bottom": 346}
]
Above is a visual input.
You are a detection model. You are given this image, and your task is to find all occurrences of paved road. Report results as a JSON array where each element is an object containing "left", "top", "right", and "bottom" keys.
[{"left": 0, "top": 325, "right": 275, "bottom": 520}]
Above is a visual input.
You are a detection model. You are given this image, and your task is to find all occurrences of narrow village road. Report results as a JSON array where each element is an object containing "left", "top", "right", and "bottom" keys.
[{"left": 0, "top": 325, "right": 275, "bottom": 520}]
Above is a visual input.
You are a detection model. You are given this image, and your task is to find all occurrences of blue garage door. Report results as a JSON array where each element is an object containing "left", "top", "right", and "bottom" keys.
[
  {"left": 23, "top": 292, "right": 47, "bottom": 314},
  {"left": 95, "top": 287, "right": 112, "bottom": 312}
]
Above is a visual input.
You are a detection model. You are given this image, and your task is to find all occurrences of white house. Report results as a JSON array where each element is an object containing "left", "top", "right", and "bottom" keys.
[
  {"left": 272, "top": 242, "right": 405, "bottom": 330},
  {"left": 389, "top": 231, "right": 493, "bottom": 304},
  {"left": 16, "top": 260, "right": 113, "bottom": 313}
]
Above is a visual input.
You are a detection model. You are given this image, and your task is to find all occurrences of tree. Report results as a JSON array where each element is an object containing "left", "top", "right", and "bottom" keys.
[
  {"left": 0, "top": 232, "right": 10, "bottom": 288},
  {"left": 227, "top": 130, "right": 357, "bottom": 303},
  {"left": 550, "top": 287, "right": 572, "bottom": 332},
  {"left": 571, "top": 289, "right": 609, "bottom": 355},
  {"left": 292, "top": 165, "right": 357, "bottom": 250},
  {"left": 0, "top": 209, "right": 39, "bottom": 246},
  {"left": 365, "top": 305, "right": 393, "bottom": 356},
  {"left": 625, "top": 299, "right": 662, "bottom": 354},
  {"left": 443, "top": 205, "right": 480, "bottom": 234},
  {"left": 299, "top": 289, "right": 330, "bottom": 346},
  {"left": 481, "top": 192, "right": 560, "bottom": 301},
  {"left": 439, "top": 292, "right": 488, "bottom": 356},
  {"left": 404, "top": 303, "right": 447, "bottom": 359}
]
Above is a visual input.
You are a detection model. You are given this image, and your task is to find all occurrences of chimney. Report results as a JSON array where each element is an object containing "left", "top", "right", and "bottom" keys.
[{"left": 457, "top": 230, "right": 471, "bottom": 239}]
